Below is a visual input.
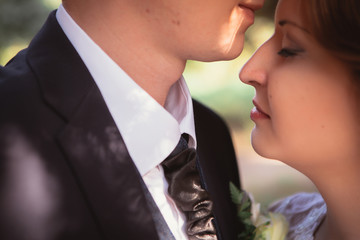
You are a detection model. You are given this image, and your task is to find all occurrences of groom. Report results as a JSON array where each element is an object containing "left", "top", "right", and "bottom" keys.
[{"left": 0, "top": 0, "right": 264, "bottom": 239}]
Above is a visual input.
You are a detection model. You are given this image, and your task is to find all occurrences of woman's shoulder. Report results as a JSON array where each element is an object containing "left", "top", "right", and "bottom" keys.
[
  {"left": 269, "top": 192, "right": 326, "bottom": 240},
  {"left": 269, "top": 192, "right": 325, "bottom": 215}
]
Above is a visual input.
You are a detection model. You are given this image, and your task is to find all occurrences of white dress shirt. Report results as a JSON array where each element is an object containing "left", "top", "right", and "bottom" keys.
[{"left": 56, "top": 5, "right": 196, "bottom": 240}]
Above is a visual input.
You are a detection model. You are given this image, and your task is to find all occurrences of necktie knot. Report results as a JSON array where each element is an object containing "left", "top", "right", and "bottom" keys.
[{"left": 168, "top": 134, "right": 190, "bottom": 157}]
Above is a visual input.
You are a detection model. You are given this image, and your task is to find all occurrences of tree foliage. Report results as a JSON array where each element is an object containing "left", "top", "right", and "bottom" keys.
[
  {"left": 257, "top": 0, "right": 279, "bottom": 20},
  {"left": 0, "top": 0, "right": 49, "bottom": 50}
]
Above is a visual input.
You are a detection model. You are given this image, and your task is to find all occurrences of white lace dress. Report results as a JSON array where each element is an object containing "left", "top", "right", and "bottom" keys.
[{"left": 269, "top": 192, "right": 327, "bottom": 240}]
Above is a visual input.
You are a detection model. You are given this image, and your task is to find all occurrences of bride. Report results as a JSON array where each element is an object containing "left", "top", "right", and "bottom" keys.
[{"left": 239, "top": 0, "right": 360, "bottom": 239}]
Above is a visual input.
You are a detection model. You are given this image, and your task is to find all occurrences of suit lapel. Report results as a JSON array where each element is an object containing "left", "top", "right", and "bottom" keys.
[
  {"left": 57, "top": 85, "right": 158, "bottom": 239},
  {"left": 26, "top": 11, "right": 159, "bottom": 239},
  {"left": 193, "top": 100, "right": 242, "bottom": 240}
]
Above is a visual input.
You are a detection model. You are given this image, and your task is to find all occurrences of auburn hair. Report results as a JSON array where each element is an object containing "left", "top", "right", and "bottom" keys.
[{"left": 302, "top": 0, "right": 360, "bottom": 79}]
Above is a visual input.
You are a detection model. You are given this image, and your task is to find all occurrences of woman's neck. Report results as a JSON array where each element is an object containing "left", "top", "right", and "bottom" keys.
[{"left": 308, "top": 162, "right": 360, "bottom": 240}]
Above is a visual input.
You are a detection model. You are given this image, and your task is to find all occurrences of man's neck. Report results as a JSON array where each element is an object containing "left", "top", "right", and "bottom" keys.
[{"left": 62, "top": 1, "right": 186, "bottom": 106}]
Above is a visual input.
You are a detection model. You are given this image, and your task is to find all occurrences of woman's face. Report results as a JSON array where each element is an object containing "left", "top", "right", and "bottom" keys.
[{"left": 239, "top": 0, "right": 359, "bottom": 168}]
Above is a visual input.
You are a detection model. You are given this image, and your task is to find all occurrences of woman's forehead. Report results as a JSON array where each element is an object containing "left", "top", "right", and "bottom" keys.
[{"left": 275, "top": 0, "right": 308, "bottom": 27}]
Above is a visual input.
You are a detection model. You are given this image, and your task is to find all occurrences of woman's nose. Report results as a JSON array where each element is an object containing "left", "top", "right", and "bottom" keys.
[{"left": 239, "top": 43, "right": 268, "bottom": 87}]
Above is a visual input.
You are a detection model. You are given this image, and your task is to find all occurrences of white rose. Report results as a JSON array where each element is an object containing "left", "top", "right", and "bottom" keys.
[
  {"left": 250, "top": 200, "right": 261, "bottom": 225},
  {"left": 254, "top": 212, "right": 289, "bottom": 240}
]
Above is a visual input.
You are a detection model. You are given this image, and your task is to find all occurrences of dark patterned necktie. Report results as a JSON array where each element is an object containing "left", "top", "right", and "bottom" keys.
[{"left": 161, "top": 134, "right": 217, "bottom": 240}]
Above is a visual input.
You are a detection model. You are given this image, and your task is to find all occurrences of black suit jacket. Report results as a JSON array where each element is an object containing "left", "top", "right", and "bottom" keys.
[{"left": 0, "top": 11, "right": 241, "bottom": 240}]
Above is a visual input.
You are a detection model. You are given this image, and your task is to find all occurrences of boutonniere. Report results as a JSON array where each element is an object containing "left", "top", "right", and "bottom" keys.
[{"left": 230, "top": 182, "right": 289, "bottom": 240}]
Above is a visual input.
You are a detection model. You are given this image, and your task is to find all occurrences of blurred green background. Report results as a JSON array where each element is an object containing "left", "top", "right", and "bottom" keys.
[{"left": 0, "top": 0, "right": 317, "bottom": 207}]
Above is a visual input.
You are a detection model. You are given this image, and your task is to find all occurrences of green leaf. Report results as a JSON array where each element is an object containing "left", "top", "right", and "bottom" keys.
[
  {"left": 240, "top": 200, "right": 251, "bottom": 212},
  {"left": 238, "top": 211, "right": 252, "bottom": 219},
  {"left": 229, "top": 182, "right": 243, "bottom": 204},
  {"left": 230, "top": 181, "right": 257, "bottom": 240}
]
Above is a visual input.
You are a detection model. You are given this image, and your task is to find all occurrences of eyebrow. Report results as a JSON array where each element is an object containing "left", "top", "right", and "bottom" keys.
[{"left": 278, "top": 20, "right": 310, "bottom": 34}]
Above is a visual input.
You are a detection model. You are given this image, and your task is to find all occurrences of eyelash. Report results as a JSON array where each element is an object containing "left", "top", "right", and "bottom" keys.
[{"left": 277, "top": 48, "right": 302, "bottom": 58}]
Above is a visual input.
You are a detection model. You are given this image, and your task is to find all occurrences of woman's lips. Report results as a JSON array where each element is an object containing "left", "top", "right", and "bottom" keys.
[{"left": 250, "top": 100, "right": 270, "bottom": 121}]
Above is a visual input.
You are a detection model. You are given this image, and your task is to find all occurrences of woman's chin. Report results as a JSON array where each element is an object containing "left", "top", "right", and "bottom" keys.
[
  {"left": 252, "top": 144, "right": 270, "bottom": 158},
  {"left": 251, "top": 134, "right": 278, "bottom": 160}
]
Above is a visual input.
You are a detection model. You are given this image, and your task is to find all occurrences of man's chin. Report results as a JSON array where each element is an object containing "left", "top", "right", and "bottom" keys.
[
  {"left": 217, "top": 39, "right": 245, "bottom": 61},
  {"left": 194, "top": 43, "right": 245, "bottom": 62}
]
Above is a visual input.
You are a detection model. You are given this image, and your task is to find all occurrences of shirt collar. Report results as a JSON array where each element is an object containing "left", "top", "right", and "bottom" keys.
[{"left": 56, "top": 5, "right": 196, "bottom": 176}]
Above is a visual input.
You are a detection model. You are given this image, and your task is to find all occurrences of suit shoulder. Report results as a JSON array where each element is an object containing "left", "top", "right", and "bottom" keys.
[
  {"left": 0, "top": 49, "right": 46, "bottom": 124},
  {"left": 0, "top": 49, "right": 39, "bottom": 103}
]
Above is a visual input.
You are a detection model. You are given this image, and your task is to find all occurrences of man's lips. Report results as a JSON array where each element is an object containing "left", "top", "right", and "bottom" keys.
[
  {"left": 238, "top": 1, "right": 264, "bottom": 12},
  {"left": 237, "top": 4, "right": 255, "bottom": 21},
  {"left": 250, "top": 100, "right": 270, "bottom": 120},
  {"left": 236, "top": 1, "right": 264, "bottom": 28}
]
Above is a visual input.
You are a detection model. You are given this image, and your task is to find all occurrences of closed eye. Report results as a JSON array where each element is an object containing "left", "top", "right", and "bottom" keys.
[{"left": 277, "top": 48, "right": 303, "bottom": 58}]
